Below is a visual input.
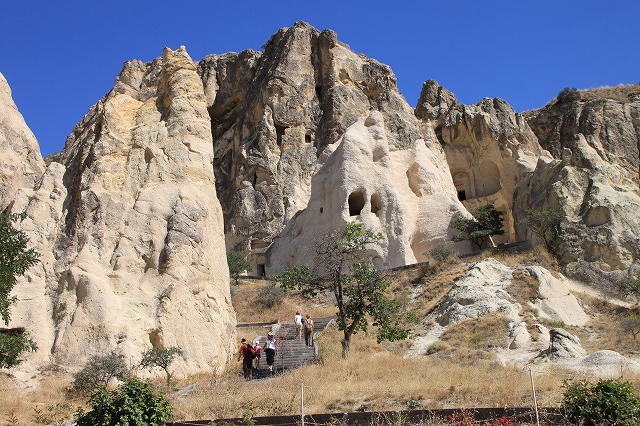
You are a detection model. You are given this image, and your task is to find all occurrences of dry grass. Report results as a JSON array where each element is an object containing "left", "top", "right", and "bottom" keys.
[
  {"left": 578, "top": 84, "right": 640, "bottom": 103},
  {"left": 6, "top": 257, "right": 640, "bottom": 424},
  {"left": 170, "top": 326, "right": 568, "bottom": 421},
  {"left": 232, "top": 278, "right": 335, "bottom": 323}
]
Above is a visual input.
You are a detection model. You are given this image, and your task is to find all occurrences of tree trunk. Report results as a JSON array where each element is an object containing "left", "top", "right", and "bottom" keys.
[{"left": 341, "top": 337, "right": 351, "bottom": 359}]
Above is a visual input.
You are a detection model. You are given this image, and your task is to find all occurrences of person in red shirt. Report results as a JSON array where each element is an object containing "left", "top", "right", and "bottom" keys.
[{"left": 237, "top": 338, "right": 255, "bottom": 380}]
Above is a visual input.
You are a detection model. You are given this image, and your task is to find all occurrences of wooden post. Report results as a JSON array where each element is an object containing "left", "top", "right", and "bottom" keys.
[
  {"left": 530, "top": 369, "right": 540, "bottom": 426},
  {"left": 301, "top": 382, "right": 305, "bottom": 426}
]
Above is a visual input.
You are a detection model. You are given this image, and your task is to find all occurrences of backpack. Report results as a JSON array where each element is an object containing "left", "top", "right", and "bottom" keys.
[{"left": 304, "top": 319, "right": 314, "bottom": 331}]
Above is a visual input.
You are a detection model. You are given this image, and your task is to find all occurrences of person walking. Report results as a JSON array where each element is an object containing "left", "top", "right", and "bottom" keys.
[
  {"left": 264, "top": 331, "right": 277, "bottom": 374},
  {"left": 237, "top": 338, "right": 255, "bottom": 380},
  {"left": 303, "top": 314, "right": 314, "bottom": 347},
  {"left": 294, "top": 311, "right": 304, "bottom": 340},
  {"left": 253, "top": 340, "right": 262, "bottom": 369}
]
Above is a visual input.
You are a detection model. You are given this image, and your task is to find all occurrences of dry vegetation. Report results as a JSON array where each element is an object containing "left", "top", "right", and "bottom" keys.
[
  {"left": 578, "top": 84, "right": 640, "bottom": 103},
  {"left": 4, "top": 251, "right": 640, "bottom": 424}
]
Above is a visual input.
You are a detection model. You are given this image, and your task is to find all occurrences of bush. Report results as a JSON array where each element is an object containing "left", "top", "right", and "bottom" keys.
[
  {"left": 562, "top": 379, "right": 640, "bottom": 425},
  {"left": 71, "top": 353, "right": 129, "bottom": 395},
  {"left": 75, "top": 377, "right": 172, "bottom": 425},
  {"left": 428, "top": 242, "right": 457, "bottom": 263},
  {"left": 0, "top": 332, "right": 37, "bottom": 368},
  {"left": 557, "top": 87, "right": 581, "bottom": 103},
  {"left": 256, "top": 285, "right": 286, "bottom": 309}
]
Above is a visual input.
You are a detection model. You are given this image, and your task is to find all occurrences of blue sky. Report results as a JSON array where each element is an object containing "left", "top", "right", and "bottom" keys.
[{"left": 2, "top": 1, "right": 639, "bottom": 157}]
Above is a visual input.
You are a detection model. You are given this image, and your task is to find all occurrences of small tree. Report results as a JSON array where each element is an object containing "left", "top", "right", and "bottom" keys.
[
  {"left": 276, "top": 222, "right": 409, "bottom": 359},
  {"left": 75, "top": 377, "right": 172, "bottom": 425},
  {"left": 621, "top": 312, "right": 640, "bottom": 340},
  {"left": 451, "top": 203, "right": 504, "bottom": 250},
  {"left": 139, "top": 346, "right": 183, "bottom": 387},
  {"left": 523, "top": 208, "right": 564, "bottom": 250},
  {"left": 0, "top": 331, "right": 37, "bottom": 369},
  {"left": 0, "top": 212, "right": 39, "bottom": 368},
  {"left": 72, "top": 353, "right": 129, "bottom": 395},
  {"left": 227, "top": 251, "right": 252, "bottom": 284}
]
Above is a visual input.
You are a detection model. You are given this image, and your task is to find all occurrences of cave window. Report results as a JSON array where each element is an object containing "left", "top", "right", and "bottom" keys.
[
  {"left": 370, "top": 194, "right": 382, "bottom": 215},
  {"left": 320, "top": 207, "right": 323, "bottom": 214},
  {"left": 348, "top": 190, "right": 365, "bottom": 217},
  {"left": 305, "top": 133, "right": 312, "bottom": 143},
  {"left": 256, "top": 263, "right": 265, "bottom": 277},
  {"left": 457, "top": 190, "right": 466, "bottom": 201},
  {"left": 275, "top": 124, "right": 286, "bottom": 146}
]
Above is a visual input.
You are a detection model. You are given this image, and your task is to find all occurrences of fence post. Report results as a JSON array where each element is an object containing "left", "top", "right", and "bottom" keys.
[
  {"left": 301, "top": 382, "right": 305, "bottom": 426},
  {"left": 530, "top": 368, "right": 540, "bottom": 426}
]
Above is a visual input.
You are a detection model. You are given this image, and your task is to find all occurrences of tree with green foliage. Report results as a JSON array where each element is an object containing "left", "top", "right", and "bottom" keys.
[
  {"left": 276, "top": 222, "right": 409, "bottom": 359},
  {"left": 451, "top": 203, "right": 505, "bottom": 250},
  {"left": 0, "top": 212, "right": 39, "bottom": 368},
  {"left": 75, "top": 377, "right": 172, "bottom": 425},
  {"left": 72, "top": 353, "right": 129, "bottom": 395},
  {"left": 562, "top": 379, "right": 640, "bottom": 425},
  {"left": 140, "top": 346, "right": 183, "bottom": 387},
  {"left": 227, "top": 251, "right": 252, "bottom": 284},
  {"left": 523, "top": 208, "right": 564, "bottom": 251}
]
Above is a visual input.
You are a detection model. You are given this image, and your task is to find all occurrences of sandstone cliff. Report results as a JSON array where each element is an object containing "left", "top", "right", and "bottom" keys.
[
  {"left": 4, "top": 48, "right": 236, "bottom": 376},
  {"left": 267, "top": 111, "right": 469, "bottom": 273},
  {"left": 197, "top": 22, "right": 422, "bottom": 274},
  {"left": 415, "top": 80, "right": 549, "bottom": 244},
  {"left": 0, "top": 72, "right": 45, "bottom": 210},
  {"left": 515, "top": 86, "right": 640, "bottom": 282}
]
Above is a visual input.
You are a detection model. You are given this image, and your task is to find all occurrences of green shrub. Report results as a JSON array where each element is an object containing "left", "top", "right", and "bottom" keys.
[
  {"left": 75, "top": 377, "right": 172, "bottom": 426},
  {"left": 562, "top": 379, "right": 640, "bottom": 425},
  {"left": 256, "top": 285, "right": 286, "bottom": 309},
  {"left": 557, "top": 87, "right": 581, "bottom": 103},
  {"left": 71, "top": 353, "right": 129, "bottom": 395},
  {"left": 427, "top": 242, "right": 457, "bottom": 263}
]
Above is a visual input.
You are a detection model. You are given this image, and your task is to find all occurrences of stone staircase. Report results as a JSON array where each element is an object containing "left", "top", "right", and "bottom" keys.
[{"left": 250, "top": 316, "right": 334, "bottom": 380}]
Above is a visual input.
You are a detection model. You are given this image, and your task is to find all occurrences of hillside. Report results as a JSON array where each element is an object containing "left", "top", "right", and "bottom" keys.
[{"left": 3, "top": 248, "right": 640, "bottom": 424}]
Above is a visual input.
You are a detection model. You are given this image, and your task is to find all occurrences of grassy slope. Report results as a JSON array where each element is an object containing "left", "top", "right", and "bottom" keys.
[{"left": 3, "top": 248, "right": 640, "bottom": 423}]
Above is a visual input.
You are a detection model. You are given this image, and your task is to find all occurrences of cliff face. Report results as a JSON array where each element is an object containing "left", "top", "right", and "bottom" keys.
[
  {"left": 267, "top": 111, "right": 469, "bottom": 273},
  {"left": 415, "top": 80, "right": 549, "bottom": 244},
  {"left": 2, "top": 22, "right": 640, "bottom": 376},
  {"left": 515, "top": 87, "right": 640, "bottom": 282},
  {"left": 4, "top": 48, "right": 236, "bottom": 376},
  {"left": 197, "top": 22, "right": 422, "bottom": 273},
  {"left": 0, "top": 72, "right": 45, "bottom": 210}
]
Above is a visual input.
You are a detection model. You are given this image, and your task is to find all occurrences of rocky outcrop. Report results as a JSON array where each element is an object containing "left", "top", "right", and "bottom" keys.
[
  {"left": 515, "top": 86, "right": 640, "bottom": 281},
  {"left": 0, "top": 72, "right": 45, "bottom": 209},
  {"left": 198, "top": 22, "right": 422, "bottom": 273},
  {"left": 415, "top": 80, "right": 549, "bottom": 244},
  {"left": 6, "top": 47, "right": 236, "bottom": 376},
  {"left": 266, "top": 111, "right": 469, "bottom": 273}
]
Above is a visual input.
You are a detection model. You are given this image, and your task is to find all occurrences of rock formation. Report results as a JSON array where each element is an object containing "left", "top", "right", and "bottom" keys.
[
  {"left": 0, "top": 72, "right": 45, "bottom": 210},
  {"left": 197, "top": 22, "right": 422, "bottom": 274},
  {"left": 266, "top": 111, "right": 469, "bottom": 273},
  {"left": 515, "top": 86, "right": 640, "bottom": 282},
  {"left": 3, "top": 47, "right": 236, "bottom": 376},
  {"left": 415, "top": 80, "right": 549, "bottom": 244}
]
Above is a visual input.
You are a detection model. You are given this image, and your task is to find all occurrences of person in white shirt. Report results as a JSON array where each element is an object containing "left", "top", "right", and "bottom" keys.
[
  {"left": 294, "top": 311, "right": 303, "bottom": 340},
  {"left": 264, "top": 331, "right": 277, "bottom": 373}
]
